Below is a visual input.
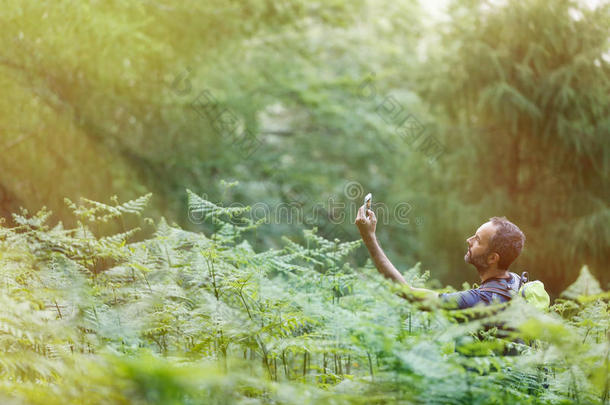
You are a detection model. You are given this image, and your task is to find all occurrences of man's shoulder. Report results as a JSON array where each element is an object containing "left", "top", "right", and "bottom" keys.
[
  {"left": 439, "top": 288, "right": 494, "bottom": 309},
  {"left": 439, "top": 272, "right": 522, "bottom": 310},
  {"left": 440, "top": 284, "right": 516, "bottom": 310},
  {"left": 482, "top": 272, "right": 520, "bottom": 290}
]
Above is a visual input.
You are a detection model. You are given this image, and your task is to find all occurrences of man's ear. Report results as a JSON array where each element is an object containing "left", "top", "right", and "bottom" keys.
[{"left": 487, "top": 252, "right": 500, "bottom": 266}]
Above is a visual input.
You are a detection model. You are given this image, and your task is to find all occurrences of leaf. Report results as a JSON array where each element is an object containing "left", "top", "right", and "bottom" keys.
[{"left": 560, "top": 265, "right": 604, "bottom": 299}]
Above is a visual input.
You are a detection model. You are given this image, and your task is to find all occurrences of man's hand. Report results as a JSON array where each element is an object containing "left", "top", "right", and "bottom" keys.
[
  {"left": 355, "top": 204, "right": 377, "bottom": 240},
  {"left": 354, "top": 202, "right": 439, "bottom": 301}
]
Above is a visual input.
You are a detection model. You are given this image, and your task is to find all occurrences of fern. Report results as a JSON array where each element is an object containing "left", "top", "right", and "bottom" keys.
[{"left": 0, "top": 191, "right": 607, "bottom": 404}]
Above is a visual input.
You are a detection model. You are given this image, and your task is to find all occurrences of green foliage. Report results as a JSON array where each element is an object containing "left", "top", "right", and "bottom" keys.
[
  {"left": 2, "top": 0, "right": 607, "bottom": 298},
  {"left": 561, "top": 265, "right": 604, "bottom": 300},
  {"left": 0, "top": 0, "right": 608, "bottom": 401},
  {"left": 0, "top": 193, "right": 607, "bottom": 404}
]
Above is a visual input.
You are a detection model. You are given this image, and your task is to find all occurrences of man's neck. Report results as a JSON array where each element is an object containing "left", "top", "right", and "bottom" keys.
[{"left": 478, "top": 268, "right": 510, "bottom": 283}]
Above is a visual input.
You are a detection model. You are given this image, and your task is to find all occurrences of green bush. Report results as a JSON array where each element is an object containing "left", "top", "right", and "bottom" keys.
[{"left": 0, "top": 192, "right": 607, "bottom": 404}]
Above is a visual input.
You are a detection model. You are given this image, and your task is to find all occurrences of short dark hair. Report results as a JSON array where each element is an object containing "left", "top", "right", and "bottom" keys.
[{"left": 488, "top": 216, "right": 525, "bottom": 269}]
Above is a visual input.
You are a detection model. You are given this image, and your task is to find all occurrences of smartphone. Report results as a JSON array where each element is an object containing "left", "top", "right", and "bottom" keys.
[{"left": 364, "top": 193, "right": 372, "bottom": 217}]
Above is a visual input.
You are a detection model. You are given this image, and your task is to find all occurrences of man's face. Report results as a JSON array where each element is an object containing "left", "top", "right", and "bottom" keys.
[{"left": 464, "top": 221, "right": 497, "bottom": 271}]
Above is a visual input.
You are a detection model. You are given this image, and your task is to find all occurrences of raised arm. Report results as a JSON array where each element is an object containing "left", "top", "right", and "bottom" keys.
[{"left": 355, "top": 204, "right": 437, "bottom": 299}]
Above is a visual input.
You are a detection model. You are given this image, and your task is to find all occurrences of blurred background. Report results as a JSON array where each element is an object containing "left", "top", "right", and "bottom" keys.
[{"left": 1, "top": 0, "right": 608, "bottom": 297}]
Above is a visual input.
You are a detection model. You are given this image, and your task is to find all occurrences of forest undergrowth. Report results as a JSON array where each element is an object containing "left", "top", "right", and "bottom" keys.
[{"left": 0, "top": 191, "right": 607, "bottom": 404}]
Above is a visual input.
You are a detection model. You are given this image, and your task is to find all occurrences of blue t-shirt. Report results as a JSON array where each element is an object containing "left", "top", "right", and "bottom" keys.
[{"left": 439, "top": 272, "right": 520, "bottom": 309}]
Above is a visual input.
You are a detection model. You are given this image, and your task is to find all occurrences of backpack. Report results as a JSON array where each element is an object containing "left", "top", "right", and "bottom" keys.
[{"left": 479, "top": 272, "right": 550, "bottom": 310}]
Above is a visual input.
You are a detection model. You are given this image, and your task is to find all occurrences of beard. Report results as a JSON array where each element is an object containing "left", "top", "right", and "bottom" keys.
[{"left": 464, "top": 248, "right": 490, "bottom": 272}]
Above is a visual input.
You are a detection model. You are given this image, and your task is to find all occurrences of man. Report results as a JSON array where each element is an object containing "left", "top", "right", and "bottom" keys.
[{"left": 354, "top": 205, "right": 525, "bottom": 309}]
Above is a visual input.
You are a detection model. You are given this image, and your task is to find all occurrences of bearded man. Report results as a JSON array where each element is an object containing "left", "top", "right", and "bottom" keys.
[{"left": 355, "top": 205, "right": 525, "bottom": 309}]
